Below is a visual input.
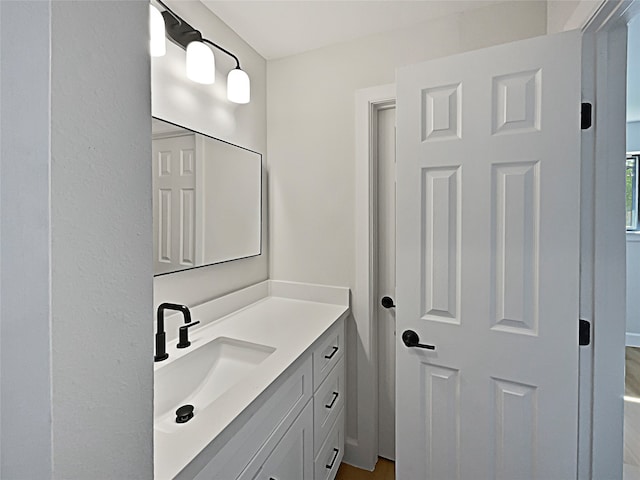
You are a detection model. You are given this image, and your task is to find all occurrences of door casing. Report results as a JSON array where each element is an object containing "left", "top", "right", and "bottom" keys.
[
  {"left": 581, "top": 1, "right": 640, "bottom": 477},
  {"left": 350, "top": 84, "right": 396, "bottom": 469}
]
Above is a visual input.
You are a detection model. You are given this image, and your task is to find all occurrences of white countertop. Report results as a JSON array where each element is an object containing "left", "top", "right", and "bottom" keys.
[{"left": 153, "top": 281, "right": 349, "bottom": 480}]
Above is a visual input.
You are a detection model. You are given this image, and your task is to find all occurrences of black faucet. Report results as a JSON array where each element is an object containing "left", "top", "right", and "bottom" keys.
[{"left": 155, "top": 303, "right": 193, "bottom": 362}]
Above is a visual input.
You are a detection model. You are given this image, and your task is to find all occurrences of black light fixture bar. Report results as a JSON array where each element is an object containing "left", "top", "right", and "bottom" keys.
[
  {"left": 154, "top": 0, "right": 242, "bottom": 69},
  {"left": 202, "top": 39, "right": 241, "bottom": 70},
  {"left": 161, "top": 10, "right": 202, "bottom": 49}
]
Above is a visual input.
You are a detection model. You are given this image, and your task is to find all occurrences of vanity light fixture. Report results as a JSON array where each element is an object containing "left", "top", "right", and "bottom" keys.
[
  {"left": 152, "top": 0, "right": 251, "bottom": 104},
  {"left": 186, "top": 41, "right": 215, "bottom": 84},
  {"left": 149, "top": 4, "right": 166, "bottom": 57}
]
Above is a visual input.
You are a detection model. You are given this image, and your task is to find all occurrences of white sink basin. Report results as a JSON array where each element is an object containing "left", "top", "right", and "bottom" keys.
[{"left": 154, "top": 337, "right": 275, "bottom": 433}]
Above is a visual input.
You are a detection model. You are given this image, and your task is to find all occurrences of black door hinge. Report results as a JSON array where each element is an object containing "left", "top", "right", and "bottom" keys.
[
  {"left": 579, "top": 319, "right": 591, "bottom": 346},
  {"left": 581, "top": 103, "right": 592, "bottom": 130}
]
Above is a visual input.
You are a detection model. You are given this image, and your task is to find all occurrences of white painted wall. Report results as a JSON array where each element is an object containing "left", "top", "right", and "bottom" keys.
[
  {"left": 627, "top": 235, "right": 640, "bottom": 345},
  {"left": 548, "top": 0, "right": 583, "bottom": 34},
  {"left": 547, "top": 0, "right": 604, "bottom": 34},
  {"left": 152, "top": 1, "right": 267, "bottom": 311},
  {"left": 627, "top": 18, "right": 640, "bottom": 347},
  {"left": 629, "top": 122, "right": 640, "bottom": 151},
  {"left": 267, "top": 0, "right": 547, "bottom": 467},
  {"left": 1, "top": 1, "right": 153, "bottom": 478},
  {"left": 628, "top": 15, "right": 640, "bottom": 124}
]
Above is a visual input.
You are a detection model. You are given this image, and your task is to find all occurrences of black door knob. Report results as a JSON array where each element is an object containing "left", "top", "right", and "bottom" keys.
[
  {"left": 402, "top": 330, "right": 435, "bottom": 350},
  {"left": 381, "top": 296, "right": 396, "bottom": 308}
]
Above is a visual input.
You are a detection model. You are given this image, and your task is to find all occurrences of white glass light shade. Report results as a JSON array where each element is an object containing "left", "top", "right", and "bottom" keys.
[
  {"left": 149, "top": 5, "right": 166, "bottom": 57},
  {"left": 186, "top": 42, "right": 215, "bottom": 84},
  {"left": 227, "top": 68, "right": 250, "bottom": 104}
]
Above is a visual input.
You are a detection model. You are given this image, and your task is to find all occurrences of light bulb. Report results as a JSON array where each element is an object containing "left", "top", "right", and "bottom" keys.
[
  {"left": 149, "top": 5, "right": 166, "bottom": 57},
  {"left": 186, "top": 41, "right": 215, "bottom": 84},
  {"left": 227, "top": 68, "right": 250, "bottom": 104}
]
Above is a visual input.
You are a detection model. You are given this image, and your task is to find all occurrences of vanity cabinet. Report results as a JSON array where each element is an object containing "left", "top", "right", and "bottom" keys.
[
  {"left": 314, "top": 407, "right": 344, "bottom": 480},
  {"left": 187, "top": 316, "right": 345, "bottom": 480},
  {"left": 240, "top": 402, "right": 314, "bottom": 480},
  {"left": 309, "top": 314, "right": 345, "bottom": 480}
]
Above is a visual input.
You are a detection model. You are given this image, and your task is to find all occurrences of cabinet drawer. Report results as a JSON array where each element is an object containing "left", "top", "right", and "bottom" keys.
[
  {"left": 314, "top": 356, "right": 344, "bottom": 456},
  {"left": 314, "top": 407, "right": 344, "bottom": 480},
  {"left": 313, "top": 318, "right": 345, "bottom": 391}
]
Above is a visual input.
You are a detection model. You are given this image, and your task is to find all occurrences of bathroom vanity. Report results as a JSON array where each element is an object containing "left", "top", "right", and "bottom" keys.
[{"left": 154, "top": 281, "right": 349, "bottom": 480}]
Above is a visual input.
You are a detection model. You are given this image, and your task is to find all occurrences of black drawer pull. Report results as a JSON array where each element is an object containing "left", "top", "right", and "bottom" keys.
[
  {"left": 325, "top": 448, "right": 339, "bottom": 469},
  {"left": 324, "top": 346, "right": 339, "bottom": 359},
  {"left": 325, "top": 391, "right": 339, "bottom": 409}
]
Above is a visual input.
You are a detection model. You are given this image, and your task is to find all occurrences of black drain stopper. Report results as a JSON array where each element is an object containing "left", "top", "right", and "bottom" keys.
[{"left": 175, "top": 404, "right": 194, "bottom": 424}]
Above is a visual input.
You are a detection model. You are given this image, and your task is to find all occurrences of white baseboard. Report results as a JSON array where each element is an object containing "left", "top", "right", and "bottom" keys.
[{"left": 627, "top": 333, "right": 640, "bottom": 347}]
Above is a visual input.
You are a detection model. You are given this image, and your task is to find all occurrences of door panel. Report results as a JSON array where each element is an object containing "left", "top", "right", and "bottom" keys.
[
  {"left": 396, "top": 31, "right": 581, "bottom": 479},
  {"left": 152, "top": 134, "right": 197, "bottom": 274},
  {"left": 422, "top": 166, "right": 461, "bottom": 324}
]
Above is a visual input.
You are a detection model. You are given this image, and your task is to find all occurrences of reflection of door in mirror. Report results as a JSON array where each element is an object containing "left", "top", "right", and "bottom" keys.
[
  {"left": 152, "top": 133, "right": 199, "bottom": 275},
  {"left": 151, "top": 117, "right": 262, "bottom": 276}
]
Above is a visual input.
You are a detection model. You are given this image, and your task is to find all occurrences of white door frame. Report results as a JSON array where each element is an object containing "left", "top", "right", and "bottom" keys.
[
  {"left": 581, "top": 1, "right": 639, "bottom": 477},
  {"left": 350, "top": 84, "right": 396, "bottom": 470},
  {"left": 351, "top": 1, "right": 638, "bottom": 473}
]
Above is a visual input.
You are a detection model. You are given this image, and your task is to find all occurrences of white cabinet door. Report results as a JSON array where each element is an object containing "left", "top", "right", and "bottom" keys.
[
  {"left": 253, "top": 402, "right": 314, "bottom": 480},
  {"left": 396, "top": 31, "right": 581, "bottom": 479}
]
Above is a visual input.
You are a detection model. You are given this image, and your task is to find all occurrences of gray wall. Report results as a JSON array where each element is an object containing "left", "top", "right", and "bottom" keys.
[
  {"left": 1, "top": 2, "right": 54, "bottom": 477},
  {"left": 1, "top": 1, "right": 153, "bottom": 478}
]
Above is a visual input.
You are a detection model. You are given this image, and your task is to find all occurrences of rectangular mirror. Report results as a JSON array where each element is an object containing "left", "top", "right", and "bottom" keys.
[{"left": 152, "top": 118, "right": 262, "bottom": 276}]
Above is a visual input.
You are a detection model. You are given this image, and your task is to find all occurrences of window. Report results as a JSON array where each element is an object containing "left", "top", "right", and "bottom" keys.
[{"left": 627, "top": 153, "right": 640, "bottom": 230}]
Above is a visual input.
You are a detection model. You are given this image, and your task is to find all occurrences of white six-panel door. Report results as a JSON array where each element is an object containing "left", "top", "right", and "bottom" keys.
[
  {"left": 396, "top": 31, "right": 581, "bottom": 479},
  {"left": 152, "top": 134, "right": 197, "bottom": 275}
]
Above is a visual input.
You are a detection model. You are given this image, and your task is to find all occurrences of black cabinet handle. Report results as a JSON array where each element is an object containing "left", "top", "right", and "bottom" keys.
[
  {"left": 381, "top": 296, "right": 396, "bottom": 308},
  {"left": 402, "top": 330, "right": 435, "bottom": 350},
  {"left": 325, "top": 448, "right": 339, "bottom": 469},
  {"left": 325, "top": 391, "right": 339, "bottom": 409},
  {"left": 324, "top": 346, "right": 339, "bottom": 359}
]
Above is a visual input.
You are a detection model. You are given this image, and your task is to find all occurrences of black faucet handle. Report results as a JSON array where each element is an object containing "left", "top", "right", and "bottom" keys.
[{"left": 176, "top": 321, "right": 200, "bottom": 349}]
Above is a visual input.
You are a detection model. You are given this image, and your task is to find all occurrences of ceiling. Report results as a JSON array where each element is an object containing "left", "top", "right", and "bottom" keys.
[
  {"left": 201, "top": 0, "right": 639, "bottom": 123},
  {"left": 202, "top": 0, "right": 504, "bottom": 60}
]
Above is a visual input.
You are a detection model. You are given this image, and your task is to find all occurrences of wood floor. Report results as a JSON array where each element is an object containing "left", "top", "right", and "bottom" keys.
[
  {"left": 336, "top": 458, "right": 394, "bottom": 480},
  {"left": 625, "top": 398, "right": 640, "bottom": 468},
  {"left": 626, "top": 346, "right": 640, "bottom": 474},
  {"left": 627, "top": 346, "right": 640, "bottom": 398}
]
